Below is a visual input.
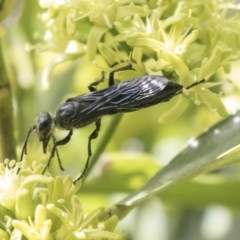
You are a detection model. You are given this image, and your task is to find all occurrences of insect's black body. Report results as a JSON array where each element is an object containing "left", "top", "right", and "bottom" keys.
[
  {"left": 55, "top": 75, "right": 183, "bottom": 130},
  {"left": 20, "top": 64, "right": 204, "bottom": 183}
]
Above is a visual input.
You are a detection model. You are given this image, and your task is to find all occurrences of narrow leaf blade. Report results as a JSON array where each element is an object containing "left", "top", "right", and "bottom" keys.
[{"left": 116, "top": 111, "right": 240, "bottom": 208}]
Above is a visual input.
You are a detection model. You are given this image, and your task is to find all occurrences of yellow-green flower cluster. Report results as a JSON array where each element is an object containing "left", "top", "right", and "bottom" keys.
[
  {"left": 37, "top": 0, "right": 240, "bottom": 115},
  {"left": 0, "top": 160, "right": 121, "bottom": 240}
]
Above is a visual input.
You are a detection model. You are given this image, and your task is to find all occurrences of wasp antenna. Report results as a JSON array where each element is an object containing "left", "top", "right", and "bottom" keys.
[
  {"left": 20, "top": 125, "right": 37, "bottom": 163},
  {"left": 17, "top": 125, "right": 37, "bottom": 174},
  {"left": 186, "top": 79, "right": 206, "bottom": 90}
]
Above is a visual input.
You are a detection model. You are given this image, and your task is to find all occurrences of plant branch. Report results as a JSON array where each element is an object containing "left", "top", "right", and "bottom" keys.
[{"left": 0, "top": 39, "right": 16, "bottom": 161}]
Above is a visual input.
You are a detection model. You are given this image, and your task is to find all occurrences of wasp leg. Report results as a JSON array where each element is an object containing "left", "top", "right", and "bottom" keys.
[
  {"left": 108, "top": 63, "right": 133, "bottom": 86},
  {"left": 52, "top": 135, "right": 65, "bottom": 171},
  {"left": 74, "top": 119, "right": 101, "bottom": 183},
  {"left": 88, "top": 63, "right": 134, "bottom": 92},
  {"left": 42, "top": 130, "right": 73, "bottom": 174},
  {"left": 88, "top": 71, "right": 105, "bottom": 92}
]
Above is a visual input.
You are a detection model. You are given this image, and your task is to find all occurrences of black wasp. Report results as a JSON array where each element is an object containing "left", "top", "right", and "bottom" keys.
[{"left": 20, "top": 64, "right": 204, "bottom": 183}]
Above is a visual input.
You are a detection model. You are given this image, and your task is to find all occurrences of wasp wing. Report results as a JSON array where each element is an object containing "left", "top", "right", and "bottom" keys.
[
  {"left": 56, "top": 76, "right": 182, "bottom": 128},
  {"left": 77, "top": 75, "right": 182, "bottom": 113}
]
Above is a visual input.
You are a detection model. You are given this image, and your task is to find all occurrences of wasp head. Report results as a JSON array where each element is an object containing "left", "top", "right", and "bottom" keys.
[
  {"left": 35, "top": 112, "right": 55, "bottom": 153},
  {"left": 20, "top": 112, "right": 55, "bottom": 163}
]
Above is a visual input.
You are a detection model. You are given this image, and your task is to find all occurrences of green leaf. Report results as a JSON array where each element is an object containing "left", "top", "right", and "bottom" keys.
[{"left": 112, "top": 110, "right": 240, "bottom": 215}]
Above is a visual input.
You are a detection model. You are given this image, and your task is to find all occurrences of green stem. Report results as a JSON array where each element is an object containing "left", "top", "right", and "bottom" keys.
[
  {"left": 0, "top": 39, "right": 16, "bottom": 161},
  {"left": 88, "top": 113, "right": 123, "bottom": 173}
]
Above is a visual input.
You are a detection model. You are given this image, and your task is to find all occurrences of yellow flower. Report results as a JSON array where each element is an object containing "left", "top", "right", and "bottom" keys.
[{"left": 0, "top": 160, "right": 121, "bottom": 239}]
